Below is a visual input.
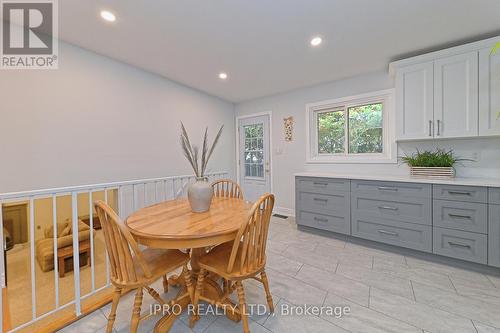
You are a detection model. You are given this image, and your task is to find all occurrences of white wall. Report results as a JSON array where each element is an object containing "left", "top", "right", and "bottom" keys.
[
  {"left": 0, "top": 42, "right": 235, "bottom": 193},
  {"left": 235, "top": 71, "right": 500, "bottom": 212}
]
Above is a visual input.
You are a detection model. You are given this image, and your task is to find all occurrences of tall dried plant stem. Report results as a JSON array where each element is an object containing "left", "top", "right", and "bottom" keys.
[{"left": 180, "top": 122, "right": 224, "bottom": 178}]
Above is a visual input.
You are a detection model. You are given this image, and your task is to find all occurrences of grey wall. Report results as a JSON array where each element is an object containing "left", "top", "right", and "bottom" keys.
[
  {"left": 235, "top": 70, "right": 500, "bottom": 211},
  {"left": 0, "top": 42, "right": 236, "bottom": 192}
]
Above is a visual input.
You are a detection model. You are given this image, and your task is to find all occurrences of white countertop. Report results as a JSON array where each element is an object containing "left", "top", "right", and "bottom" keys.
[{"left": 294, "top": 172, "right": 500, "bottom": 188}]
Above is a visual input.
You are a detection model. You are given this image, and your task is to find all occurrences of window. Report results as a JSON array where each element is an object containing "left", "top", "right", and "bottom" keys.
[
  {"left": 243, "top": 124, "right": 264, "bottom": 178},
  {"left": 307, "top": 89, "right": 395, "bottom": 163}
]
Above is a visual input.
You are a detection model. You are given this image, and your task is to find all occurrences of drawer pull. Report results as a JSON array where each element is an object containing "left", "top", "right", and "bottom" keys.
[
  {"left": 448, "top": 241, "right": 472, "bottom": 249},
  {"left": 313, "top": 182, "right": 328, "bottom": 186},
  {"left": 448, "top": 213, "right": 472, "bottom": 219},
  {"left": 378, "top": 205, "right": 399, "bottom": 211},
  {"left": 313, "top": 198, "right": 328, "bottom": 203},
  {"left": 447, "top": 191, "right": 472, "bottom": 196},
  {"left": 313, "top": 217, "right": 328, "bottom": 223},
  {"left": 378, "top": 229, "right": 399, "bottom": 236},
  {"left": 378, "top": 187, "right": 398, "bottom": 191}
]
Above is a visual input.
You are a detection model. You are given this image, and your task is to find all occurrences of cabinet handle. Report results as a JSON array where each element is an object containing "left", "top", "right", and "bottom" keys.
[
  {"left": 437, "top": 120, "right": 441, "bottom": 136},
  {"left": 448, "top": 241, "right": 471, "bottom": 249},
  {"left": 377, "top": 186, "right": 398, "bottom": 191},
  {"left": 313, "top": 198, "right": 328, "bottom": 203},
  {"left": 314, "top": 217, "right": 328, "bottom": 223},
  {"left": 448, "top": 213, "right": 472, "bottom": 219},
  {"left": 429, "top": 120, "right": 433, "bottom": 137},
  {"left": 447, "top": 191, "right": 471, "bottom": 196},
  {"left": 378, "top": 206, "right": 399, "bottom": 211},
  {"left": 378, "top": 229, "right": 399, "bottom": 236},
  {"left": 313, "top": 182, "right": 328, "bottom": 186}
]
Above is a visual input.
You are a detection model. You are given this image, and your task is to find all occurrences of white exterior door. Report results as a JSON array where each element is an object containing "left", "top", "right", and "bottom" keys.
[
  {"left": 238, "top": 115, "right": 271, "bottom": 202},
  {"left": 479, "top": 47, "right": 500, "bottom": 136},
  {"left": 396, "top": 62, "right": 434, "bottom": 140},
  {"left": 434, "top": 51, "right": 479, "bottom": 138}
]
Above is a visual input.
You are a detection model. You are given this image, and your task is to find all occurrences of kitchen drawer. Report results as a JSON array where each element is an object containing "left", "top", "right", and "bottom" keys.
[
  {"left": 351, "top": 194, "right": 431, "bottom": 225},
  {"left": 433, "top": 200, "right": 487, "bottom": 233},
  {"left": 296, "top": 177, "right": 350, "bottom": 194},
  {"left": 433, "top": 185, "right": 487, "bottom": 203},
  {"left": 297, "top": 210, "right": 350, "bottom": 235},
  {"left": 351, "top": 180, "right": 431, "bottom": 198},
  {"left": 351, "top": 216, "right": 432, "bottom": 252},
  {"left": 297, "top": 191, "right": 349, "bottom": 217},
  {"left": 488, "top": 205, "right": 500, "bottom": 267},
  {"left": 489, "top": 187, "right": 500, "bottom": 205},
  {"left": 433, "top": 227, "right": 487, "bottom": 264}
]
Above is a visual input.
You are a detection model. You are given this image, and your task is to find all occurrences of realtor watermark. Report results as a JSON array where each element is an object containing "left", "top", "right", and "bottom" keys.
[
  {"left": 150, "top": 303, "right": 351, "bottom": 319},
  {"left": 1, "top": 0, "right": 58, "bottom": 69}
]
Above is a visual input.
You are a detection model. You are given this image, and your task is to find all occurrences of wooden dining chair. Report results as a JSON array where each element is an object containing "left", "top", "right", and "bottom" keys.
[
  {"left": 191, "top": 193, "right": 275, "bottom": 333},
  {"left": 212, "top": 179, "right": 244, "bottom": 199},
  {"left": 94, "top": 201, "right": 194, "bottom": 333}
]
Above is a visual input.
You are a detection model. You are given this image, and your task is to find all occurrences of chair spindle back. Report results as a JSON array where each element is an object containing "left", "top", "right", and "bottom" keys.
[
  {"left": 212, "top": 179, "right": 243, "bottom": 199},
  {"left": 227, "top": 193, "right": 274, "bottom": 274},
  {"left": 94, "top": 200, "right": 151, "bottom": 285}
]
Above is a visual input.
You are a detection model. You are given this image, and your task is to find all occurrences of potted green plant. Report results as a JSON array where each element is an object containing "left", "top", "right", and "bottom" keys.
[
  {"left": 400, "top": 149, "right": 469, "bottom": 179},
  {"left": 180, "top": 122, "right": 223, "bottom": 212}
]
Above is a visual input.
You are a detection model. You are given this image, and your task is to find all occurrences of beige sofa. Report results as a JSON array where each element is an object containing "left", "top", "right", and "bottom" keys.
[{"left": 36, "top": 220, "right": 93, "bottom": 272}]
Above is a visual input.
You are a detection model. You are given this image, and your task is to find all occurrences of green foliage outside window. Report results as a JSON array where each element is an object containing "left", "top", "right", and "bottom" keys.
[
  {"left": 317, "top": 103, "right": 383, "bottom": 154},
  {"left": 317, "top": 110, "right": 345, "bottom": 154},
  {"left": 348, "top": 103, "right": 383, "bottom": 153}
]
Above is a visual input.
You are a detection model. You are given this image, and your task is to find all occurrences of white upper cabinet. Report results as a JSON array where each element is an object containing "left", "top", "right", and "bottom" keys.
[
  {"left": 396, "top": 62, "right": 434, "bottom": 140},
  {"left": 392, "top": 36, "right": 500, "bottom": 141},
  {"left": 479, "top": 47, "right": 500, "bottom": 136},
  {"left": 434, "top": 51, "right": 478, "bottom": 138}
]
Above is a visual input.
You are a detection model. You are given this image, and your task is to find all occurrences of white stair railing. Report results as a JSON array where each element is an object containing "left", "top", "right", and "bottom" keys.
[{"left": 0, "top": 171, "right": 227, "bottom": 332}]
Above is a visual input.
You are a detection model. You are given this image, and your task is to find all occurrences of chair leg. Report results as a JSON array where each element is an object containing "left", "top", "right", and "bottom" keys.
[
  {"left": 261, "top": 270, "right": 274, "bottom": 313},
  {"left": 144, "top": 286, "right": 165, "bottom": 306},
  {"left": 235, "top": 281, "right": 250, "bottom": 333},
  {"left": 130, "top": 288, "right": 144, "bottom": 333},
  {"left": 190, "top": 268, "right": 205, "bottom": 328},
  {"left": 183, "top": 266, "right": 194, "bottom": 301},
  {"left": 222, "top": 278, "right": 228, "bottom": 294},
  {"left": 162, "top": 275, "right": 169, "bottom": 293},
  {"left": 106, "top": 287, "right": 121, "bottom": 333}
]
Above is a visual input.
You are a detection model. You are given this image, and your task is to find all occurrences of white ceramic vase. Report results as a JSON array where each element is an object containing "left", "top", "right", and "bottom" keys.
[{"left": 187, "top": 177, "right": 213, "bottom": 213}]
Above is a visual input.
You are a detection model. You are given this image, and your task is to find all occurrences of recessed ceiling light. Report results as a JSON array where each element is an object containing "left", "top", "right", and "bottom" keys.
[
  {"left": 100, "top": 10, "right": 116, "bottom": 22},
  {"left": 218, "top": 72, "right": 228, "bottom": 80},
  {"left": 310, "top": 36, "right": 323, "bottom": 47}
]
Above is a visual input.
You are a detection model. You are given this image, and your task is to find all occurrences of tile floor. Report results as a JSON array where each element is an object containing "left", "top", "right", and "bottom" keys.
[{"left": 59, "top": 217, "right": 500, "bottom": 333}]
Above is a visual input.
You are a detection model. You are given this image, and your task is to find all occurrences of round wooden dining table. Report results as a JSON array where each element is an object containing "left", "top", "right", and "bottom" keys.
[{"left": 126, "top": 197, "right": 254, "bottom": 332}]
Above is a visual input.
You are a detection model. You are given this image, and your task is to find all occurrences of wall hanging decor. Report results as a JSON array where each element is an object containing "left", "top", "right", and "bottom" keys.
[{"left": 283, "top": 116, "right": 294, "bottom": 142}]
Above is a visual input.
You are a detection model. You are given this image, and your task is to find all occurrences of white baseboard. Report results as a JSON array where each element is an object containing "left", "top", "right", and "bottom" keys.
[{"left": 273, "top": 206, "right": 295, "bottom": 217}]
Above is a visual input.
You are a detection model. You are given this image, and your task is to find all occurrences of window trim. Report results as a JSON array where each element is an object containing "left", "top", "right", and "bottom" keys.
[{"left": 306, "top": 89, "right": 396, "bottom": 164}]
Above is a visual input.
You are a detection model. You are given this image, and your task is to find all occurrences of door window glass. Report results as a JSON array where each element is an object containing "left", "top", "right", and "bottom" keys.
[{"left": 243, "top": 124, "right": 264, "bottom": 178}]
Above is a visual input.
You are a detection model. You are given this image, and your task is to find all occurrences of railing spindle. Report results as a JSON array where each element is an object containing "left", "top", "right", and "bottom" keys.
[
  {"left": 71, "top": 192, "right": 81, "bottom": 316},
  {"left": 89, "top": 191, "right": 95, "bottom": 292},
  {"left": 29, "top": 197, "right": 36, "bottom": 319},
  {"left": 52, "top": 195, "right": 59, "bottom": 308}
]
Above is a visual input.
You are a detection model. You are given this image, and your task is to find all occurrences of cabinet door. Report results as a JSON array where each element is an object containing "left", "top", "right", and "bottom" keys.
[
  {"left": 479, "top": 47, "right": 500, "bottom": 136},
  {"left": 396, "top": 62, "right": 434, "bottom": 140},
  {"left": 488, "top": 204, "right": 500, "bottom": 268},
  {"left": 434, "top": 52, "right": 478, "bottom": 138}
]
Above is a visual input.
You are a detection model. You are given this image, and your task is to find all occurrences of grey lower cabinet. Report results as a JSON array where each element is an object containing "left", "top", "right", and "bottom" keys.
[
  {"left": 295, "top": 177, "right": 350, "bottom": 235},
  {"left": 296, "top": 176, "right": 500, "bottom": 267},
  {"left": 351, "top": 180, "right": 432, "bottom": 252},
  {"left": 351, "top": 216, "right": 432, "bottom": 252},
  {"left": 434, "top": 227, "right": 487, "bottom": 264},
  {"left": 489, "top": 203, "right": 500, "bottom": 267}
]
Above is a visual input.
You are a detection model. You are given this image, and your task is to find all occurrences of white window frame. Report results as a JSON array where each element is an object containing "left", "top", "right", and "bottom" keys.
[{"left": 306, "top": 89, "right": 396, "bottom": 164}]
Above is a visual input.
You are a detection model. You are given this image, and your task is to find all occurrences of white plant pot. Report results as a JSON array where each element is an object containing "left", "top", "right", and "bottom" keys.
[
  {"left": 187, "top": 178, "right": 213, "bottom": 213},
  {"left": 410, "top": 167, "right": 455, "bottom": 179}
]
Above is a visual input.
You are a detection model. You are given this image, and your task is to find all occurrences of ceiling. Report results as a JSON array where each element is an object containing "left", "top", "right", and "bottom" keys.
[{"left": 58, "top": 0, "right": 500, "bottom": 102}]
